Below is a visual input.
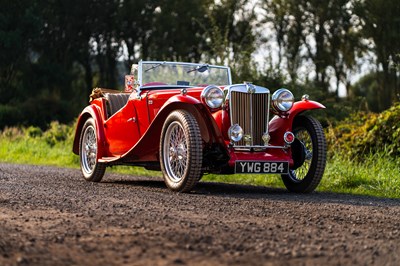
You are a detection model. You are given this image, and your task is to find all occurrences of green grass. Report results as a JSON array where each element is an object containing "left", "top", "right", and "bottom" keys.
[
  {"left": 0, "top": 138, "right": 78, "bottom": 167},
  {"left": 0, "top": 134, "right": 161, "bottom": 178},
  {"left": 203, "top": 155, "right": 400, "bottom": 198},
  {"left": 1, "top": 125, "right": 400, "bottom": 198},
  {"left": 321, "top": 154, "right": 400, "bottom": 198}
]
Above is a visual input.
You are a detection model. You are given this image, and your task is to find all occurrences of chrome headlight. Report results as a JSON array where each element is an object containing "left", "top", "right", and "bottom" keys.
[
  {"left": 272, "top": 88, "right": 294, "bottom": 112},
  {"left": 201, "top": 85, "right": 224, "bottom": 109}
]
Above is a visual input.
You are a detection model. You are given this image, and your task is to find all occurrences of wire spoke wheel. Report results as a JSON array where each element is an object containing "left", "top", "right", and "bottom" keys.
[
  {"left": 160, "top": 110, "right": 202, "bottom": 192},
  {"left": 82, "top": 125, "right": 97, "bottom": 174},
  {"left": 164, "top": 121, "right": 188, "bottom": 182},
  {"left": 79, "top": 118, "right": 106, "bottom": 182},
  {"left": 281, "top": 115, "right": 327, "bottom": 193}
]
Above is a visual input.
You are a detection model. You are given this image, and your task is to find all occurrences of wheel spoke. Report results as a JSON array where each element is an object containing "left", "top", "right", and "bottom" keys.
[
  {"left": 290, "top": 128, "right": 313, "bottom": 182},
  {"left": 163, "top": 121, "right": 188, "bottom": 182}
]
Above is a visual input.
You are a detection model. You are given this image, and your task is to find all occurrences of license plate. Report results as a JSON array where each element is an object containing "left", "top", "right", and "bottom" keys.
[{"left": 235, "top": 161, "right": 289, "bottom": 174}]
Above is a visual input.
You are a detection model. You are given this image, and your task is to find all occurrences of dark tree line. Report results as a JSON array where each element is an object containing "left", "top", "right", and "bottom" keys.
[
  {"left": 262, "top": 0, "right": 400, "bottom": 112},
  {"left": 0, "top": 0, "right": 399, "bottom": 128}
]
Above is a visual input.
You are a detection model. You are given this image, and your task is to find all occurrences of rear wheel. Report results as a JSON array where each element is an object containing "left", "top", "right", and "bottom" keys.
[
  {"left": 281, "top": 115, "right": 326, "bottom": 193},
  {"left": 79, "top": 118, "right": 106, "bottom": 182},
  {"left": 160, "top": 110, "right": 203, "bottom": 192}
]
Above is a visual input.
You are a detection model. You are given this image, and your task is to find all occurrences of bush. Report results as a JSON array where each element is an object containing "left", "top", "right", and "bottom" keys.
[
  {"left": 43, "top": 121, "right": 72, "bottom": 147},
  {"left": 327, "top": 103, "right": 400, "bottom": 158},
  {"left": 1, "top": 126, "right": 24, "bottom": 141},
  {"left": 26, "top": 126, "right": 43, "bottom": 138}
]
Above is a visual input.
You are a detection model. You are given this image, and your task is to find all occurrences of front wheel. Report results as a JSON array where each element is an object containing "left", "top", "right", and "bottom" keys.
[
  {"left": 281, "top": 115, "right": 327, "bottom": 193},
  {"left": 160, "top": 110, "right": 203, "bottom": 192},
  {"left": 79, "top": 118, "right": 106, "bottom": 182}
]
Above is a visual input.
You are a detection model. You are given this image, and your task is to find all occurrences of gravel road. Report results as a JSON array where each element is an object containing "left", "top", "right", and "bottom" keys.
[{"left": 1, "top": 163, "right": 400, "bottom": 265}]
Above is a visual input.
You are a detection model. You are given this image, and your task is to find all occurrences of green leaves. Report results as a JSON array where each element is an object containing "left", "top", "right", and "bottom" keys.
[{"left": 327, "top": 103, "right": 400, "bottom": 158}]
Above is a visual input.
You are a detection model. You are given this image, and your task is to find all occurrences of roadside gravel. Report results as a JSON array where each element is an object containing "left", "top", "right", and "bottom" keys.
[{"left": 1, "top": 163, "right": 399, "bottom": 265}]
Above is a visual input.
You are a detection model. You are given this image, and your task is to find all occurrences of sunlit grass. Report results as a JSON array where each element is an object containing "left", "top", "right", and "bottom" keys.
[
  {"left": 321, "top": 154, "right": 400, "bottom": 198},
  {"left": 1, "top": 125, "right": 400, "bottom": 198},
  {"left": 204, "top": 155, "right": 400, "bottom": 198}
]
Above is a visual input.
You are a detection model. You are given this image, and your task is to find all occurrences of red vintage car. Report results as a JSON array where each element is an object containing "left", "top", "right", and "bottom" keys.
[{"left": 73, "top": 61, "right": 327, "bottom": 193}]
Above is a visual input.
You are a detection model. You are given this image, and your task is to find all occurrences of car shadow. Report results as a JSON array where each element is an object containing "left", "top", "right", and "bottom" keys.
[{"left": 103, "top": 174, "right": 400, "bottom": 207}]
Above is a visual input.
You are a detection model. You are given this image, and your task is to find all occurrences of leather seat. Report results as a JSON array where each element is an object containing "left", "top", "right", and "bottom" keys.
[{"left": 105, "top": 93, "right": 130, "bottom": 118}]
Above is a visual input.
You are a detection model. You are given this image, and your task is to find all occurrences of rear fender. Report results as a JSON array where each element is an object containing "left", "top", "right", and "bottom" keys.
[
  {"left": 72, "top": 105, "right": 107, "bottom": 159},
  {"left": 268, "top": 100, "right": 325, "bottom": 145}
]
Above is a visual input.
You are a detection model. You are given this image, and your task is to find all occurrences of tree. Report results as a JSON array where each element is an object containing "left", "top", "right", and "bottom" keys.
[
  {"left": 0, "top": 0, "right": 41, "bottom": 104},
  {"left": 261, "top": 0, "right": 363, "bottom": 96},
  {"left": 200, "top": 0, "right": 257, "bottom": 82},
  {"left": 354, "top": 0, "right": 400, "bottom": 111}
]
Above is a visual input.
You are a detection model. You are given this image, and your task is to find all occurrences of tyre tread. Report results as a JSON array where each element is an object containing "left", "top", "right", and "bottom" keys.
[
  {"left": 160, "top": 110, "right": 202, "bottom": 192},
  {"left": 282, "top": 115, "right": 327, "bottom": 193}
]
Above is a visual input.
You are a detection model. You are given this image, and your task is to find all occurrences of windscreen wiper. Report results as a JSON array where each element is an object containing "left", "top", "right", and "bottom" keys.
[
  {"left": 145, "top": 61, "right": 166, "bottom": 72},
  {"left": 187, "top": 64, "right": 209, "bottom": 73}
]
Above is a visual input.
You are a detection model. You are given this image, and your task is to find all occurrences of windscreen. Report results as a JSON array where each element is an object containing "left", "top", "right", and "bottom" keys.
[{"left": 141, "top": 62, "right": 231, "bottom": 87}]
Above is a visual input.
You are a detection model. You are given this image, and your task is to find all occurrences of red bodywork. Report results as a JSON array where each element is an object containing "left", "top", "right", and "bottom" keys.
[{"left": 73, "top": 87, "right": 325, "bottom": 172}]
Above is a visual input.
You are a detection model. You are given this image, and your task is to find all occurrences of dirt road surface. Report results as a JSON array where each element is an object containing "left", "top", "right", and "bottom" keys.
[{"left": 1, "top": 163, "right": 400, "bottom": 265}]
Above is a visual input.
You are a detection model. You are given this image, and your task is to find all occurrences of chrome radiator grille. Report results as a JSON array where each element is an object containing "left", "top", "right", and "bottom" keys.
[{"left": 230, "top": 90, "right": 270, "bottom": 146}]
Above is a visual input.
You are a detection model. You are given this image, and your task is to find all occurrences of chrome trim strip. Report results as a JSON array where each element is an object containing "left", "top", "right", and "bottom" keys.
[
  {"left": 138, "top": 60, "right": 143, "bottom": 88},
  {"left": 233, "top": 145, "right": 288, "bottom": 149},
  {"left": 250, "top": 93, "right": 254, "bottom": 146},
  {"left": 139, "top": 85, "right": 194, "bottom": 89},
  {"left": 266, "top": 92, "right": 271, "bottom": 138}
]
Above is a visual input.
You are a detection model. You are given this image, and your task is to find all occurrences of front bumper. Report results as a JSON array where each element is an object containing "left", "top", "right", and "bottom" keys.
[{"left": 227, "top": 147, "right": 293, "bottom": 168}]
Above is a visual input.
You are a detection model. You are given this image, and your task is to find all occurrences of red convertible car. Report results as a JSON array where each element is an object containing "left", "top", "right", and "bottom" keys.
[{"left": 73, "top": 61, "right": 327, "bottom": 193}]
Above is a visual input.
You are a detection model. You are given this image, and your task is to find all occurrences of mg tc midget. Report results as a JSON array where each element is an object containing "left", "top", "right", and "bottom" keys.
[{"left": 73, "top": 61, "right": 327, "bottom": 193}]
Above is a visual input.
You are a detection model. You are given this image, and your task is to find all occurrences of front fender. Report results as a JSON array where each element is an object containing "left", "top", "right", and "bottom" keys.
[
  {"left": 158, "top": 94, "right": 225, "bottom": 144},
  {"left": 120, "top": 99, "right": 226, "bottom": 163},
  {"left": 163, "top": 94, "right": 201, "bottom": 106},
  {"left": 268, "top": 100, "right": 325, "bottom": 145},
  {"left": 72, "top": 105, "right": 107, "bottom": 158},
  {"left": 289, "top": 100, "right": 325, "bottom": 119}
]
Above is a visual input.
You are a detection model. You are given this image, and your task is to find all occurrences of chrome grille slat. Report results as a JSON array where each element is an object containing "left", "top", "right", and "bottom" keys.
[{"left": 230, "top": 89, "right": 270, "bottom": 147}]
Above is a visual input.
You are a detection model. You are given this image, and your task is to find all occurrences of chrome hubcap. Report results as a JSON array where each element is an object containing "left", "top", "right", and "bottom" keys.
[
  {"left": 163, "top": 122, "right": 187, "bottom": 182},
  {"left": 81, "top": 125, "right": 97, "bottom": 174},
  {"left": 289, "top": 129, "right": 312, "bottom": 182}
]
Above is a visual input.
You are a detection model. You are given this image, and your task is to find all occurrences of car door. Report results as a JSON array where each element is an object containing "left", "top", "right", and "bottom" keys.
[{"left": 104, "top": 96, "right": 141, "bottom": 156}]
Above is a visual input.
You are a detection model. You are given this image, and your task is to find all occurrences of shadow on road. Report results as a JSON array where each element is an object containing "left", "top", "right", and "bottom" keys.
[{"left": 104, "top": 174, "right": 400, "bottom": 207}]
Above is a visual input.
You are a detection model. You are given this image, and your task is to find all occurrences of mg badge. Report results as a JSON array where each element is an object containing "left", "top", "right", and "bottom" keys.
[{"left": 245, "top": 82, "right": 256, "bottom": 93}]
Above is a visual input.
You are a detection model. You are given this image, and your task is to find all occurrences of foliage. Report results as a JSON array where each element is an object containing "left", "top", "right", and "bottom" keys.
[
  {"left": 353, "top": 0, "right": 400, "bottom": 111},
  {"left": 0, "top": 0, "right": 399, "bottom": 129},
  {"left": 326, "top": 103, "right": 400, "bottom": 158},
  {"left": 0, "top": 0, "right": 258, "bottom": 129},
  {"left": 349, "top": 72, "right": 380, "bottom": 112},
  {"left": 261, "top": 0, "right": 364, "bottom": 96},
  {"left": 200, "top": 0, "right": 257, "bottom": 83},
  {"left": 43, "top": 121, "right": 74, "bottom": 146}
]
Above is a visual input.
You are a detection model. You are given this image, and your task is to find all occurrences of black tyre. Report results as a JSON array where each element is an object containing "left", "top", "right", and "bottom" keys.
[
  {"left": 160, "top": 110, "right": 203, "bottom": 192},
  {"left": 281, "top": 115, "right": 327, "bottom": 193},
  {"left": 79, "top": 118, "right": 106, "bottom": 182}
]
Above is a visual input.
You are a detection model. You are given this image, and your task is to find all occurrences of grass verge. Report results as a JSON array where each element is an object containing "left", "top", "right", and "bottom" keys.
[{"left": 1, "top": 124, "right": 399, "bottom": 198}]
